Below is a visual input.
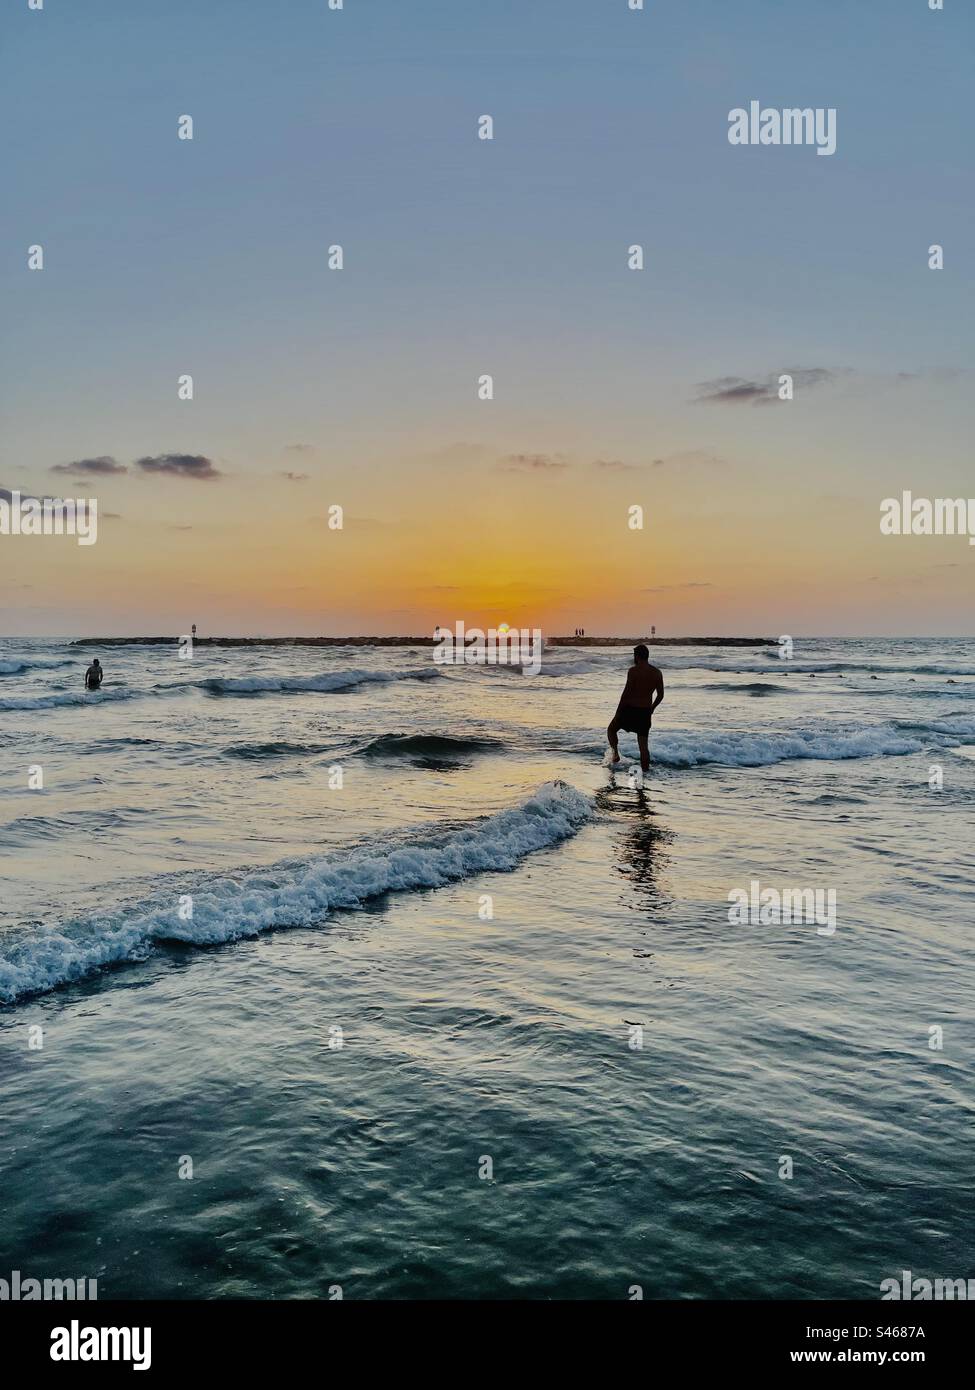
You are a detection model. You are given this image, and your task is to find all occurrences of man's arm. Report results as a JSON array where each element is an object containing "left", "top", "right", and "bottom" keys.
[{"left": 651, "top": 668, "right": 665, "bottom": 711}]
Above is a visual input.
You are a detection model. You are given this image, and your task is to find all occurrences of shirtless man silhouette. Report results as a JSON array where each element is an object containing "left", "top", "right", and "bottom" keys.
[{"left": 607, "top": 644, "right": 664, "bottom": 774}]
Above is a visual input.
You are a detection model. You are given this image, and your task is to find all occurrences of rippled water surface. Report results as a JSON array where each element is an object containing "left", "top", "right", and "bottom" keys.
[{"left": 1, "top": 637, "right": 972, "bottom": 1297}]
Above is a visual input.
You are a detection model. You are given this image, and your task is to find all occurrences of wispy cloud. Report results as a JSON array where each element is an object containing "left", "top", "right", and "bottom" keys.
[
  {"left": 499, "top": 452, "right": 569, "bottom": 472},
  {"left": 284, "top": 443, "right": 315, "bottom": 454},
  {"left": 278, "top": 471, "right": 309, "bottom": 482},
  {"left": 693, "top": 368, "right": 836, "bottom": 406},
  {"left": 690, "top": 364, "right": 965, "bottom": 406},
  {"left": 428, "top": 442, "right": 493, "bottom": 464},
  {"left": 651, "top": 450, "right": 727, "bottom": 469},
  {"left": 135, "top": 454, "right": 222, "bottom": 480}
]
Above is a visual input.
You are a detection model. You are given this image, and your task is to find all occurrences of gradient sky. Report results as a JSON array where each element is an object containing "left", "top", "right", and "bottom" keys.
[{"left": 2, "top": 0, "right": 973, "bottom": 637}]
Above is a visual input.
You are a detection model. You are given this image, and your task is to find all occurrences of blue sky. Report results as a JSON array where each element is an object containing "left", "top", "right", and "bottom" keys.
[{"left": 2, "top": 0, "right": 973, "bottom": 635}]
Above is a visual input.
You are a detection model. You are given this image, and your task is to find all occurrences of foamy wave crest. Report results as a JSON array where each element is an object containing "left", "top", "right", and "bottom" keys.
[
  {"left": 650, "top": 726, "right": 925, "bottom": 768},
  {"left": 195, "top": 666, "right": 441, "bottom": 695},
  {"left": 0, "top": 687, "right": 137, "bottom": 712},
  {"left": 894, "top": 716, "right": 975, "bottom": 739},
  {"left": 0, "top": 781, "right": 590, "bottom": 1004},
  {"left": 0, "top": 665, "right": 441, "bottom": 710},
  {"left": 900, "top": 685, "right": 975, "bottom": 699},
  {"left": 0, "top": 657, "right": 74, "bottom": 675}
]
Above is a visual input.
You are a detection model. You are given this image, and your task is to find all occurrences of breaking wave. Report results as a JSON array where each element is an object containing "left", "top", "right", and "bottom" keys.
[
  {"left": 631, "top": 726, "right": 934, "bottom": 769},
  {"left": 0, "top": 781, "right": 591, "bottom": 1004},
  {"left": 0, "top": 664, "right": 442, "bottom": 711},
  {"left": 893, "top": 715, "right": 975, "bottom": 739},
  {"left": 0, "top": 686, "right": 138, "bottom": 712},
  {"left": 194, "top": 666, "right": 441, "bottom": 695},
  {"left": 0, "top": 657, "right": 74, "bottom": 676}
]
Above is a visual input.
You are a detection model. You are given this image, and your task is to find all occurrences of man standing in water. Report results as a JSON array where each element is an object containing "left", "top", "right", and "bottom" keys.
[
  {"left": 607, "top": 644, "right": 664, "bottom": 774},
  {"left": 84, "top": 658, "right": 103, "bottom": 690}
]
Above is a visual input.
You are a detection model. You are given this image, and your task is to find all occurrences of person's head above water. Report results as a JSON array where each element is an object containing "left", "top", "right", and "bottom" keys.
[
  {"left": 633, "top": 644, "right": 650, "bottom": 663},
  {"left": 93, "top": 659, "right": 101, "bottom": 667}
]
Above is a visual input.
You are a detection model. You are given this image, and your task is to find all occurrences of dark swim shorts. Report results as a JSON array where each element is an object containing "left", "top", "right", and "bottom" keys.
[{"left": 614, "top": 704, "right": 652, "bottom": 736}]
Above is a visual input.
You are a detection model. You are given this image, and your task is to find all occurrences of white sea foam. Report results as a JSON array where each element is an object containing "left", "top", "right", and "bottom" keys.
[
  {"left": 895, "top": 716, "right": 975, "bottom": 739},
  {"left": 0, "top": 664, "right": 441, "bottom": 711},
  {"left": 0, "top": 686, "right": 138, "bottom": 712},
  {"left": 646, "top": 726, "right": 926, "bottom": 768},
  {"left": 0, "top": 780, "right": 590, "bottom": 1003},
  {"left": 0, "top": 657, "right": 73, "bottom": 675}
]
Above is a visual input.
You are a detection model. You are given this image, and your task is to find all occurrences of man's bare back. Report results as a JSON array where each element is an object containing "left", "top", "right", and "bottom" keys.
[{"left": 619, "top": 660, "right": 664, "bottom": 710}]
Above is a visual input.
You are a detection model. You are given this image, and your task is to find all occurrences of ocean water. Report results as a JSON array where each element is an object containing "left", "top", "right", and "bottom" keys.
[{"left": 1, "top": 636, "right": 973, "bottom": 1299}]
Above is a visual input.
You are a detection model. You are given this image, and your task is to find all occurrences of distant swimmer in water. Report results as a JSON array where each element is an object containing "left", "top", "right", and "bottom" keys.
[
  {"left": 84, "top": 658, "right": 103, "bottom": 690},
  {"left": 607, "top": 644, "right": 664, "bottom": 775}
]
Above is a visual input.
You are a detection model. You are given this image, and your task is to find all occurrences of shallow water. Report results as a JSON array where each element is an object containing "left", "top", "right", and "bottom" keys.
[{"left": 1, "top": 637, "right": 973, "bottom": 1298}]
